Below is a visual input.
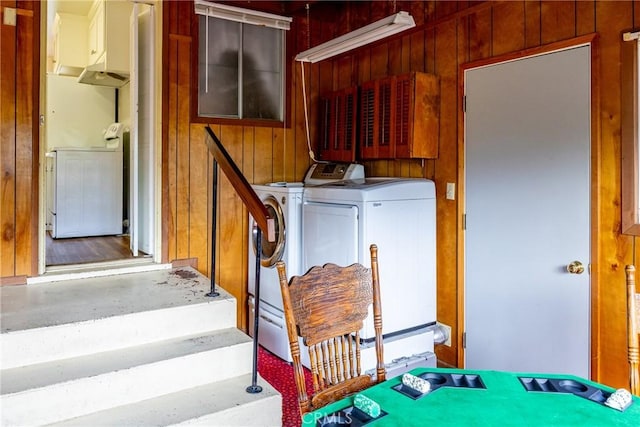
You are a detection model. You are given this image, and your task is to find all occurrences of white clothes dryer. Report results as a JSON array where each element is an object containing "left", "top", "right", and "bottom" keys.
[
  {"left": 302, "top": 177, "right": 438, "bottom": 373},
  {"left": 248, "top": 182, "right": 304, "bottom": 362}
]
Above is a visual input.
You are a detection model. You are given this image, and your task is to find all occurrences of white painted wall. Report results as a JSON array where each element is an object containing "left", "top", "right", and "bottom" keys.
[{"left": 45, "top": 74, "right": 116, "bottom": 150}]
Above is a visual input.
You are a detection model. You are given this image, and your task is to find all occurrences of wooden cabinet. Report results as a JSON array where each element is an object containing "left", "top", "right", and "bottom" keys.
[
  {"left": 52, "top": 13, "right": 88, "bottom": 76},
  {"left": 360, "top": 71, "right": 440, "bottom": 159},
  {"left": 319, "top": 72, "right": 440, "bottom": 162},
  {"left": 318, "top": 87, "right": 358, "bottom": 162}
]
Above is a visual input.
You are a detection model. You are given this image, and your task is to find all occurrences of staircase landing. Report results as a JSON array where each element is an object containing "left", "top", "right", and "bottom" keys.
[
  {"left": 0, "top": 267, "right": 281, "bottom": 426},
  {"left": 2, "top": 266, "right": 220, "bottom": 333}
]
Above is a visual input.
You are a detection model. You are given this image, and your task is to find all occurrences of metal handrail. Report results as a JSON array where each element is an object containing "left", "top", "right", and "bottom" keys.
[{"left": 204, "top": 125, "right": 274, "bottom": 394}]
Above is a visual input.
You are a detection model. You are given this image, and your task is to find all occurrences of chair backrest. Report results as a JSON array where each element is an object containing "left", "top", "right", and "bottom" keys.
[
  {"left": 276, "top": 244, "right": 385, "bottom": 415},
  {"left": 626, "top": 265, "right": 640, "bottom": 395}
]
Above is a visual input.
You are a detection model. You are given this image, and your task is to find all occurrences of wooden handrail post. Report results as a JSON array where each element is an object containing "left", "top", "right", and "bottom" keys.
[{"left": 204, "top": 126, "right": 275, "bottom": 242}]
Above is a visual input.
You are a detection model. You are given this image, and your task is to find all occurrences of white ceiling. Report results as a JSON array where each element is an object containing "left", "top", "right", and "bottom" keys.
[
  {"left": 46, "top": 1, "right": 93, "bottom": 32},
  {"left": 49, "top": 0, "right": 93, "bottom": 17}
]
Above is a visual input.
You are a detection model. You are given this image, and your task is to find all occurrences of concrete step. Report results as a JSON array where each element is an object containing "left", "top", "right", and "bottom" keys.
[
  {"left": 1, "top": 267, "right": 236, "bottom": 369},
  {"left": 1, "top": 328, "right": 254, "bottom": 426},
  {"left": 50, "top": 374, "right": 282, "bottom": 427},
  {"left": 0, "top": 267, "right": 281, "bottom": 426}
]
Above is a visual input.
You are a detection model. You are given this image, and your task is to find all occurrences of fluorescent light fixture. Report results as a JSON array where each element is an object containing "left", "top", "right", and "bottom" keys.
[
  {"left": 194, "top": 0, "right": 292, "bottom": 30},
  {"left": 295, "top": 11, "right": 415, "bottom": 63}
]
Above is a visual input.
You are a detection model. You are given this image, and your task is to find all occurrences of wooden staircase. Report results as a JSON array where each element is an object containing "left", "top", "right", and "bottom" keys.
[{"left": 0, "top": 266, "right": 281, "bottom": 426}]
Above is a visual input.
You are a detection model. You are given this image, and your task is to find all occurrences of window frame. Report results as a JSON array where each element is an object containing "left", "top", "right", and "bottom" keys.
[{"left": 191, "top": 2, "right": 293, "bottom": 127}]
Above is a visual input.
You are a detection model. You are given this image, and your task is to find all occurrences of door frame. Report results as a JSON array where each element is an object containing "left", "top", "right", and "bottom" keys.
[
  {"left": 456, "top": 34, "right": 600, "bottom": 378},
  {"left": 36, "top": 1, "right": 163, "bottom": 276}
]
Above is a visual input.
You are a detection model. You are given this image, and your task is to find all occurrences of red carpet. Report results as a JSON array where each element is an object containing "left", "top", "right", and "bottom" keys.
[{"left": 258, "top": 346, "right": 314, "bottom": 427}]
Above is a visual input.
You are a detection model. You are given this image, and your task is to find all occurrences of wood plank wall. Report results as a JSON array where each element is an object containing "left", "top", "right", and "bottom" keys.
[
  {"left": 160, "top": 0, "right": 638, "bottom": 388},
  {"left": 1, "top": 0, "right": 638, "bottom": 389},
  {"left": 163, "top": 1, "right": 306, "bottom": 328},
  {"left": 0, "top": 0, "right": 40, "bottom": 285}
]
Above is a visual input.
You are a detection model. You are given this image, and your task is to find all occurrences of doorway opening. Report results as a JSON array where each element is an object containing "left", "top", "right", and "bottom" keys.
[{"left": 40, "top": 1, "right": 158, "bottom": 273}]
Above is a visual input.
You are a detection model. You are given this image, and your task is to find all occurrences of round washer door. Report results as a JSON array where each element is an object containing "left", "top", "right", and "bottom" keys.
[{"left": 251, "top": 196, "right": 285, "bottom": 268}]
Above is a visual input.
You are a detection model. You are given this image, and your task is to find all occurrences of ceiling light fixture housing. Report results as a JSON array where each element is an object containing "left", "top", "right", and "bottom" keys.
[{"left": 295, "top": 11, "right": 416, "bottom": 63}]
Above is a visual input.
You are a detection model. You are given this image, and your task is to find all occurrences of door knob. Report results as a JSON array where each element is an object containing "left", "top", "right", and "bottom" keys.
[{"left": 566, "top": 261, "right": 584, "bottom": 274}]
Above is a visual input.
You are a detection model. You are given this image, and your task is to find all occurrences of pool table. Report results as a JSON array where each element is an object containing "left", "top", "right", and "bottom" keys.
[{"left": 302, "top": 368, "right": 640, "bottom": 426}]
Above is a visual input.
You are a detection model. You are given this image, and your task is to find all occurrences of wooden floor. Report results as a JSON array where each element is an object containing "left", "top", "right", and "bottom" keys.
[{"left": 46, "top": 233, "right": 147, "bottom": 266}]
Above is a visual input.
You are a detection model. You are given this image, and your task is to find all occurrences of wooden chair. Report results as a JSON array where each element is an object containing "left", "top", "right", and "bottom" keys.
[
  {"left": 276, "top": 244, "right": 386, "bottom": 415},
  {"left": 626, "top": 265, "right": 640, "bottom": 395}
]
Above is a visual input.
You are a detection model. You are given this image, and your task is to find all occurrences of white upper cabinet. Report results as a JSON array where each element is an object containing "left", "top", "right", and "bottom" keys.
[
  {"left": 52, "top": 13, "right": 88, "bottom": 76},
  {"left": 87, "top": 1, "right": 105, "bottom": 65},
  {"left": 86, "top": 0, "right": 132, "bottom": 72}
]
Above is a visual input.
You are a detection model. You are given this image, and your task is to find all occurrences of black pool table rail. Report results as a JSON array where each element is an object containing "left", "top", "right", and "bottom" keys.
[
  {"left": 519, "top": 376, "right": 632, "bottom": 411},
  {"left": 392, "top": 372, "right": 487, "bottom": 400}
]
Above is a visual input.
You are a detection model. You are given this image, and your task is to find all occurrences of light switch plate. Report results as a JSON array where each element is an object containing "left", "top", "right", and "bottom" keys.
[
  {"left": 3, "top": 7, "right": 17, "bottom": 26},
  {"left": 446, "top": 182, "right": 455, "bottom": 200}
]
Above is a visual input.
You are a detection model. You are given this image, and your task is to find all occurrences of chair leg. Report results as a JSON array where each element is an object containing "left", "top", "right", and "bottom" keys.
[{"left": 626, "top": 265, "right": 639, "bottom": 395}]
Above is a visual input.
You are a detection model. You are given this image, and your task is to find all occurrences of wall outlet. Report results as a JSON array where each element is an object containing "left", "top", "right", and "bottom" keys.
[{"left": 437, "top": 322, "right": 452, "bottom": 347}]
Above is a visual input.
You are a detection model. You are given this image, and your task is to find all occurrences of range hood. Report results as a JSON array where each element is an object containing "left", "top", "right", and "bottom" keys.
[{"left": 77, "top": 63, "right": 129, "bottom": 88}]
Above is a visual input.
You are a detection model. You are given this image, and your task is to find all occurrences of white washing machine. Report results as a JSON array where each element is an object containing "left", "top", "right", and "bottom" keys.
[
  {"left": 302, "top": 177, "right": 437, "bottom": 373},
  {"left": 248, "top": 182, "right": 304, "bottom": 362}
]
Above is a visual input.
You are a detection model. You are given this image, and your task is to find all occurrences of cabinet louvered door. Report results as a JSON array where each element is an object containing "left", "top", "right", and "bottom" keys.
[
  {"left": 376, "top": 77, "right": 395, "bottom": 158},
  {"left": 360, "top": 78, "right": 395, "bottom": 159},
  {"left": 319, "top": 87, "right": 357, "bottom": 162},
  {"left": 335, "top": 87, "right": 357, "bottom": 162},
  {"left": 319, "top": 96, "right": 332, "bottom": 158},
  {"left": 360, "top": 81, "right": 377, "bottom": 159}
]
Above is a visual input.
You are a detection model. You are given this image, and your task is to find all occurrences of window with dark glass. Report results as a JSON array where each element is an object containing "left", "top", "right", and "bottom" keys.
[{"left": 195, "top": 1, "right": 291, "bottom": 121}]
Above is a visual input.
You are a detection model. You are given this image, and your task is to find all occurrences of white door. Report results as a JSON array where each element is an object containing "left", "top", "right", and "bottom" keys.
[
  {"left": 464, "top": 45, "right": 591, "bottom": 377},
  {"left": 130, "top": 3, "right": 155, "bottom": 256}
]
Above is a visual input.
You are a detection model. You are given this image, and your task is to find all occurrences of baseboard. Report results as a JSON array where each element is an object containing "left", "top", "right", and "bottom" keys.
[
  {"left": 171, "top": 258, "right": 198, "bottom": 269},
  {"left": 437, "top": 359, "right": 457, "bottom": 368},
  {"left": 0, "top": 275, "right": 27, "bottom": 286}
]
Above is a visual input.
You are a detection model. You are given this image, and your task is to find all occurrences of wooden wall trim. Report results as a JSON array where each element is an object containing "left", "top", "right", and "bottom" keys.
[
  {"left": 459, "top": 33, "right": 598, "bottom": 72},
  {"left": 13, "top": 7, "right": 34, "bottom": 17},
  {"left": 0, "top": 275, "right": 27, "bottom": 286},
  {"left": 169, "top": 34, "right": 191, "bottom": 42},
  {"left": 621, "top": 37, "right": 640, "bottom": 235},
  {"left": 589, "top": 34, "right": 602, "bottom": 382},
  {"left": 171, "top": 258, "right": 198, "bottom": 269}
]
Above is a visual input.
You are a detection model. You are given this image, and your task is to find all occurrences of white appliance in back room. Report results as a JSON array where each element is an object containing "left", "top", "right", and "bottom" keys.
[
  {"left": 247, "top": 162, "right": 365, "bottom": 362},
  {"left": 47, "top": 123, "right": 124, "bottom": 239},
  {"left": 302, "top": 177, "right": 438, "bottom": 376}
]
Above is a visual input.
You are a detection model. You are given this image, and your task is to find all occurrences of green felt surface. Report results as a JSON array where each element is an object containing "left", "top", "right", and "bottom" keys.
[{"left": 302, "top": 368, "right": 640, "bottom": 426}]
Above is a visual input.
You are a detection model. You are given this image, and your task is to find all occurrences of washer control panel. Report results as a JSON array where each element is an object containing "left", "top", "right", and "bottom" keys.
[{"left": 303, "top": 162, "right": 365, "bottom": 185}]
